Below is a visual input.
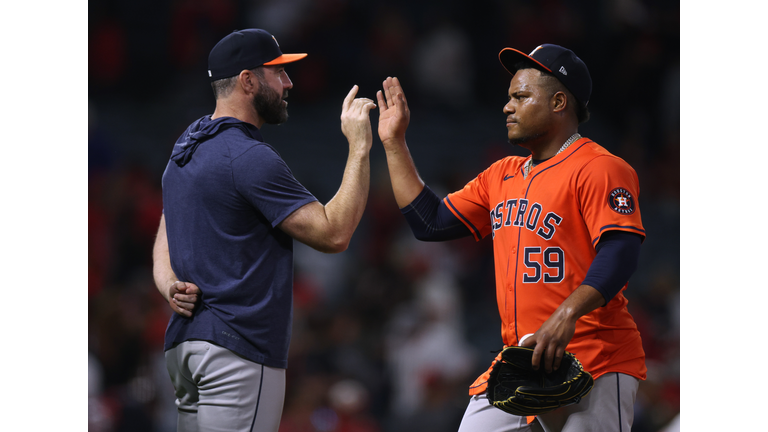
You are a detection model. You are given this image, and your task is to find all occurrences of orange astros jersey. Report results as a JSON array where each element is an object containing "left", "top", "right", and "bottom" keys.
[{"left": 444, "top": 137, "right": 647, "bottom": 395}]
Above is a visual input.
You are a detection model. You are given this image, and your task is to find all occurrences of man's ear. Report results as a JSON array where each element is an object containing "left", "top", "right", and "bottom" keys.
[
  {"left": 552, "top": 91, "right": 568, "bottom": 113},
  {"left": 238, "top": 70, "right": 259, "bottom": 95}
]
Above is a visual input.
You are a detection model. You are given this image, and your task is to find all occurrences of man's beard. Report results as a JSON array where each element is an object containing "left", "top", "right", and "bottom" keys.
[
  {"left": 252, "top": 83, "right": 288, "bottom": 125},
  {"left": 508, "top": 130, "right": 545, "bottom": 147}
]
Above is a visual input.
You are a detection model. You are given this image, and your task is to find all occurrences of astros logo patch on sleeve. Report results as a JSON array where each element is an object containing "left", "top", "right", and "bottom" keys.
[{"left": 608, "top": 188, "right": 635, "bottom": 214}]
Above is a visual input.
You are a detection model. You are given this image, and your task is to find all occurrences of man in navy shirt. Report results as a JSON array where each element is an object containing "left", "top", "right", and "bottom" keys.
[{"left": 152, "top": 29, "right": 376, "bottom": 432}]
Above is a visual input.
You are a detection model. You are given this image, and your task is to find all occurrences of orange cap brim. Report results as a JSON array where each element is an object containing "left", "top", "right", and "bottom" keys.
[
  {"left": 498, "top": 48, "right": 552, "bottom": 75},
  {"left": 263, "top": 53, "right": 308, "bottom": 65}
]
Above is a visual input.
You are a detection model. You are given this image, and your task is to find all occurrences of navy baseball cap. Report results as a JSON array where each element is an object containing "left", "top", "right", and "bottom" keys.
[
  {"left": 208, "top": 29, "right": 307, "bottom": 81},
  {"left": 499, "top": 44, "right": 592, "bottom": 106}
]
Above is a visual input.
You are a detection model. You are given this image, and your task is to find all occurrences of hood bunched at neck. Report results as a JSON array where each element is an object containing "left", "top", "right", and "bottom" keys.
[{"left": 171, "top": 116, "right": 255, "bottom": 167}]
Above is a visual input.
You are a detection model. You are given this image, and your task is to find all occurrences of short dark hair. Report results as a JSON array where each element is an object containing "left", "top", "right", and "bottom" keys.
[
  {"left": 211, "top": 67, "right": 266, "bottom": 100},
  {"left": 513, "top": 61, "right": 590, "bottom": 124}
]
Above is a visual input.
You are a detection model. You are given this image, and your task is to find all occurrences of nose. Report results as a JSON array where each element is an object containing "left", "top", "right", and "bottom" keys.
[
  {"left": 282, "top": 71, "right": 293, "bottom": 91},
  {"left": 503, "top": 100, "right": 514, "bottom": 115}
]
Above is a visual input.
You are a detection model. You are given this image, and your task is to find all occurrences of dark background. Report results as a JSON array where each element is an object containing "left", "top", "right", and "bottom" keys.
[{"left": 88, "top": 1, "right": 680, "bottom": 431}]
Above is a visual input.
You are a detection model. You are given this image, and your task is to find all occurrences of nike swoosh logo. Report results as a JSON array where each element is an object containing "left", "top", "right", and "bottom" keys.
[{"left": 503, "top": 175, "right": 514, "bottom": 181}]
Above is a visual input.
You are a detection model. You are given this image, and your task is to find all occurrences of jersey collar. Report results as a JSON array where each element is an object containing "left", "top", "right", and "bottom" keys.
[{"left": 522, "top": 133, "right": 582, "bottom": 178}]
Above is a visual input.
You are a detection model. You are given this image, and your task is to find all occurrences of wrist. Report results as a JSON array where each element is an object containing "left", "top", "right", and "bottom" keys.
[
  {"left": 556, "top": 303, "right": 580, "bottom": 323},
  {"left": 382, "top": 137, "right": 406, "bottom": 149},
  {"left": 383, "top": 143, "right": 410, "bottom": 160},
  {"left": 348, "top": 146, "right": 370, "bottom": 159},
  {"left": 164, "top": 280, "right": 179, "bottom": 301}
]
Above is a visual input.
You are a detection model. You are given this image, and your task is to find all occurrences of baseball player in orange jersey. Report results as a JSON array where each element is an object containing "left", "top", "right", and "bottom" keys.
[{"left": 376, "top": 44, "right": 646, "bottom": 431}]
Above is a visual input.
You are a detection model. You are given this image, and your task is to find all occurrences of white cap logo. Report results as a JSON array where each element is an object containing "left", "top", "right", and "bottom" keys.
[
  {"left": 272, "top": 35, "right": 280, "bottom": 47},
  {"left": 559, "top": 66, "right": 567, "bottom": 75},
  {"left": 208, "top": 70, "right": 212, "bottom": 77},
  {"left": 529, "top": 45, "right": 543, "bottom": 56}
]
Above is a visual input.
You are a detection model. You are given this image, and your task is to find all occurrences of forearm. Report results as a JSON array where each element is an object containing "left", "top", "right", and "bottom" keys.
[
  {"left": 277, "top": 150, "right": 370, "bottom": 253},
  {"left": 152, "top": 214, "right": 176, "bottom": 301},
  {"left": 382, "top": 138, "right": 425, "bottom": 208},
  {"left": 524, "top": 283, "right": 606, "bottom": 372},
  {"left": 554, "top": 284, "right": 606, "bottom": 324},
  {"left": 322, "top": 148, "right": 370, "bottom": 250},
  {"left": 550, "top": 233, "right": 643, "bottom": 321},
  {"left": 152, "top": 214, "right": 201, "bottom": 317},
  {"left": 400, "top": 186, "right": 471, "bottom": 241}
]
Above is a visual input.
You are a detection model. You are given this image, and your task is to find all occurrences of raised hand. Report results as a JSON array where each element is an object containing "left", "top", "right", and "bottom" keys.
[
  {"left": 377, "top": 77, "right": 411, "bottom": 148},
  {"left": 340, "top": 85, "right": 377, "bottom": 154}
]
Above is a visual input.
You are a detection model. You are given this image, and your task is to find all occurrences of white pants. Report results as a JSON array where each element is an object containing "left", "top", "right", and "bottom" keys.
[
  {"left": 165, "top": 341, "right": 286, "bottom": 432},
  {"left": 458, "top": 372, "right": 640, "bottom": 432}
]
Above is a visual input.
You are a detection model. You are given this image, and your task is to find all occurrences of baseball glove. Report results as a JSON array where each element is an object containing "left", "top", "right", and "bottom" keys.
[{"left": 486, "top": 346, "right": 594, "bottom": 416}]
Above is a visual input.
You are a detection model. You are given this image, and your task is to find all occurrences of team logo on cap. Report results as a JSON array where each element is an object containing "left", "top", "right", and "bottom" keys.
[
  {"left": 608, "top": 188, "right": 635, "bottom": 214},
  {"left": 272, "top": 35, "right": 280, "bottom": 47},
  {"left": 529, "top": 46, "right": 544, "bottom": 56}
]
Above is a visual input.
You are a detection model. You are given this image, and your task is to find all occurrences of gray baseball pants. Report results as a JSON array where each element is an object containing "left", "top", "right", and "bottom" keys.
[
  {"left": 165, "top": 341, "right": 285, "bottom": 432},
  {"left": 457, "top": 372, "right": 640, "bottom": 432}
]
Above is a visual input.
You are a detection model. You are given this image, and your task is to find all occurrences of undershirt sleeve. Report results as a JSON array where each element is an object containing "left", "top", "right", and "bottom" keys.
[
  {"left": 400, "top": 186, "right": 472, "bottom": 242},
  {"left": 582, "top": 231, "right": 643, "bottom": 304}
]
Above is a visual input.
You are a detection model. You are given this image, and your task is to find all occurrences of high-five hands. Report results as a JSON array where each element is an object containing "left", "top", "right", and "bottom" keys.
[
  {"left": 377, "top": 77, "right": 411, "bottom": 148},
  {"left": 340, "top": 85, "right": 377, "bottom": 153}
]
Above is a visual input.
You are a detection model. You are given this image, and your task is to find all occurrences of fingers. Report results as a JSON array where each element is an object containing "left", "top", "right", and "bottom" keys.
[
  {"left": 397, "top": 93, "right": 407, "bottom": 115},
  {"left": 350, "top": 97, "right": 376, "bottom": 113},
  {"left": 382, "top": 77, "right": 406, "bottom": 103},
  {"left": 343, "top": 85, "right": 359, "bottom": 111},
  {"left": 172, "top": 292, "right": 198, "bottom": 317},
  {"left": 341, "top": 86, "right": 376, "bottom": 115},
  {"left": 532, "top": 340, "right": 564, "bottom": 374},
  {"left": 519, "top": 333, "right": 535, "bottom": 347},
  {"left": 528, "top": 332, "right": 554, "bottom": 373},
  {"left": 170, "top": 280, "right": 184, "bottom": 293},
  {"left": 173, "top": 292, "right": 198, "bottom": 304},
  {"left": 347, "top": 78, "right": 406, "bottom": 115},
  {"left": 380, "top": 77, "right": 408, "bottom": 119},
  {"left": 543, "top": 345, "right": 556, "bottom": 374},
  {"left": 383, "top": 78, "right": 394, "bottom": 107},
  {"left": 552, "top": 347, "right": 565, "bottom": 372},
  {"left": 172, "top": 298, "right": 194, "bottom": 317},
  {"left": 173, "top": 281, "right": 200, "bottom": 294},
  {"left": 531, "top": 340, "right": 544, "bottom": 371},
  {"left": 391, "top": 77, "right": 407, "bottom": 104},
  {"left": 360, "top": 99, "right": 377, "bottom": 114},
  {"left": 376, "top": 90, "right": 387, "bottom": 111},
  {"left": 169, "top": 281, "right": 201, "bottom": 318},
  {"left": 186, "top": 283, "right": 201, "bottom": 295}
]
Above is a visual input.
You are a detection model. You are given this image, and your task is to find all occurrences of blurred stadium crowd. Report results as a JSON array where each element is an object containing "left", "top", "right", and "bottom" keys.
[{"left": 88, "top": 0, "right": 680, "bottom": 431}]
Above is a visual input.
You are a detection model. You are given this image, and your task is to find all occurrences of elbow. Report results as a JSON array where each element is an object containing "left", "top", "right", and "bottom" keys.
[
  {"left": 319, "top": 234, "right": 350, "bottom": 254},
  {"left": 300, "top": 229, "right": 351, "bottom": 254},
  {"left": 330, "top": 237, "right": 351, "bottom": 253},
  {"left": 412, "top": 227, "right": 438, "bottom": 242},
  {"left": 413, "top": 233, "right": 431, "bottom": 242},
  {"left": 327, "top": 243, "right": 349, "bottom": 254}
]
